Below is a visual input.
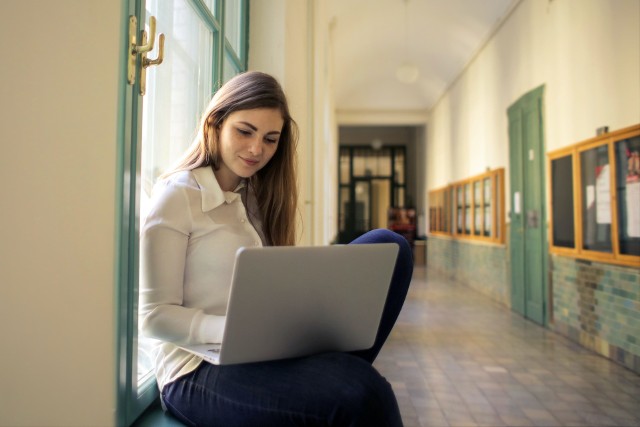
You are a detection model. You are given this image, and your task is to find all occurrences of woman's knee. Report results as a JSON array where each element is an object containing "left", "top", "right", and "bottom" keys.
[
  {"left": 351, "top": 229, "right": 412, "bottom": 260},
  {"left": 320, "top": 354, "right": 402, "bottom": 426}
]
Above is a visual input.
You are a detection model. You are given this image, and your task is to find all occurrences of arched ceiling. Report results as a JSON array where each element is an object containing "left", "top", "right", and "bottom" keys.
[{"left": 328, "top": 0, "right": 518, "bottom": 112}]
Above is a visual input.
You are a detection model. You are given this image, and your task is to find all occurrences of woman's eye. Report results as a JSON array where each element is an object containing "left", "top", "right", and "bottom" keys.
[
  {"left": 265, "top": 138, "right": 278, "bottom": 144},
  {"left": 237, "top": 128, "right": 252, "bottom": 136}
]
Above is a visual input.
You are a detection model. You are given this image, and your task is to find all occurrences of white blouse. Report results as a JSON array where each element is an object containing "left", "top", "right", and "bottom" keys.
[{"left": 139, "top": 166, "right": 265, "bottom": 390}]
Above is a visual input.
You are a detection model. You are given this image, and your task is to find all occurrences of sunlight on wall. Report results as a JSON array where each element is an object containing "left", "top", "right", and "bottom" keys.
[{"left": 427, "top": 0, "right": 640, "bottom": 212}]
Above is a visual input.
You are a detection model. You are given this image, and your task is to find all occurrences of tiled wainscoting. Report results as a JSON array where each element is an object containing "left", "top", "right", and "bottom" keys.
[
  {"left": 426, "top": 235, "right": 509, "bottom": 307},
  {"left": 426, "top": 235, "right": 640, "bottom": 375},
  {"left": 551, "top": 255, "right": 640, "bottom": 374}
]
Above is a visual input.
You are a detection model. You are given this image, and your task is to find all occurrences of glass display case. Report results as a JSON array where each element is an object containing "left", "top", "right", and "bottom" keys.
[
  {"left": 428, "top": 168, "right": 505, "bottom": 244},
  {"left": 547, "top": 124, "right": 640, "bottom": 266}
]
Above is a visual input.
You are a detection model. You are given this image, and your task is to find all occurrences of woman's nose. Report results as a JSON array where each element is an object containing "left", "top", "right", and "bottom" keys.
[{"left": 248, "top": 138, "right": 262, "bottom": 156}]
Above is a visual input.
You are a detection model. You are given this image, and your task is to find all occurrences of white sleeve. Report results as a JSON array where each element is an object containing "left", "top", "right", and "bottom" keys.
[{"left": 139, "top": 179, "right": 225, "bottom": 345}]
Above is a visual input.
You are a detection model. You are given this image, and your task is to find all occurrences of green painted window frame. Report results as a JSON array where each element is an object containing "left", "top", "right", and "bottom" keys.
[{"left": 116, "top": 1, "right": 249, "bottom": 425}]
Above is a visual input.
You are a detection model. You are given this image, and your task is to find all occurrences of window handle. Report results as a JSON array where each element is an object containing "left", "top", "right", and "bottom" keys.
[
  {"left": 134, "top": 16, "right": 157, "bottom": 55},
  {"left": 127, "top": 15, "right": 163, "bottom": 87},
  {"left": 143, "top": 33, "right": 164, "bottom": 68},
  {"left": 139, "top": 32, "right": 165, "bottom": 96}
]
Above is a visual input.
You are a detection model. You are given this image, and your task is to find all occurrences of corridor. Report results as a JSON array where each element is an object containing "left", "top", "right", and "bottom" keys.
[{"left": 374, "top": 267, "right": 640, "bottom": 427}]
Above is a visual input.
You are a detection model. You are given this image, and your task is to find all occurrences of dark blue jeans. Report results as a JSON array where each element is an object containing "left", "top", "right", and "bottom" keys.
[{"left": 163, "top": 229, "right": 413, "bottom": 427}]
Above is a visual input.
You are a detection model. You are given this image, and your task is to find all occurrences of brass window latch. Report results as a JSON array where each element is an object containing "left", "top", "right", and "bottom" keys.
[{"left": 127, "top": 15, "right": 165, "bottom": 95}]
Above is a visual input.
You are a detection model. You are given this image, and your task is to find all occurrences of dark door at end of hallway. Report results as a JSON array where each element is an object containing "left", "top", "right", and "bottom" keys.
[
  {"left": 507, "top": 85, "right": 547, "bottom": 326},
  {"left": 337, "top": 146, "right": 407, "bottom": 243}
]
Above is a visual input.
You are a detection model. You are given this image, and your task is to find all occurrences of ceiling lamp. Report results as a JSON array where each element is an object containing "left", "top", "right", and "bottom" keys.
[
  {"left": 396, "top": 0, "right": 419, "bottom": 84},
  {"left": 396, "top": 62, "right": 419, "bottom": 84}
]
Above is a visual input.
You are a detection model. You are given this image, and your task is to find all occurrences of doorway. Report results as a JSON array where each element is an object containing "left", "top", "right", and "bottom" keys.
[
  {"left": 338, "top": 146, "right": 407, "bottom": 243},
  {"left": 507, "top": 85, "right": 548, "bottom": 326}
]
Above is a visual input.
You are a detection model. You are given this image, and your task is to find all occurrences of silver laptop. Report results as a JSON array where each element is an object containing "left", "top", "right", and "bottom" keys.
[{"left": 180, "top": 243, "right": 399, "bottom": 365}]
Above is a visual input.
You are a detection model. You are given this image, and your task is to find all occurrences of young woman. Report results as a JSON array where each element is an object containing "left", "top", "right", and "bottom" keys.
[{"left": 140, "top": 71, "right": 413, "bottom": 426}]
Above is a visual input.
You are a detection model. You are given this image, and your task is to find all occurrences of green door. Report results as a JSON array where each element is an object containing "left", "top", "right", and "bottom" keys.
[{"left": 507, "top": 86, "right": 547, "bottom": 326}]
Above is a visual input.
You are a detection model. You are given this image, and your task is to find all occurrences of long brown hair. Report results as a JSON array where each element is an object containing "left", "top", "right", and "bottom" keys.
[{"left": 166, "top": 71, "right": 298, "bottom": 246}]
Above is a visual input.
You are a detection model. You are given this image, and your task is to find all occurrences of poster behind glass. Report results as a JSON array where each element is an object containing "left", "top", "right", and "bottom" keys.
[
  {"left": 615, "top": 135, "right": 640, "bottom": 256},
  {"left": 580, "top": 145, "right": 612, "bottom": 253}
]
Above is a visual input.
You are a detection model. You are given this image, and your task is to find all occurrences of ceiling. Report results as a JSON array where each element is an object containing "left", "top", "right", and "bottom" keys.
[{"left": 327, "top": 0, "right": 518, "bottom": 112}]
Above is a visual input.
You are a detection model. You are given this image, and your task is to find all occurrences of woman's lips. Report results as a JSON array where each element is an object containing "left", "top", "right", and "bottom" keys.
[{"left": 240, "top": 157, "right": 259, "bottom": 166}]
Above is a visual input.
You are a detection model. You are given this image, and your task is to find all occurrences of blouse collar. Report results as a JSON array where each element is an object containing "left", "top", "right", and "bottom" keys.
[{"left": 192, "top": 166, "right": 246, "bottom": 212}]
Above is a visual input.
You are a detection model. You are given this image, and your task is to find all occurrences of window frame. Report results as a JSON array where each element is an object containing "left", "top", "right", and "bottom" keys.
[
  {"left": 428, "top": 168, "right": 505, "bottom": 244},
  {"left": 547, "top": 123, "right": 640, "bottom": 267},
  {"left": 116, "top": 1, "right": 249, "bottom": 425}
]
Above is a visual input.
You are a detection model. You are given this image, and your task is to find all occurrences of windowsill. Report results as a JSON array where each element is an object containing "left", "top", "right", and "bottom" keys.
[{"left": 132, "top": 400, "right": 185, "bottom": 427}]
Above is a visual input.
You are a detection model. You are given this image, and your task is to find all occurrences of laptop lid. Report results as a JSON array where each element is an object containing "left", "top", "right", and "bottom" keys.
[{"left": 181, "top": 243, "right": 399, "bottom": 365}]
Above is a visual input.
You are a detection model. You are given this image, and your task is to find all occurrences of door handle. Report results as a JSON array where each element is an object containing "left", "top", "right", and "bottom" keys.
[{"left": 526, "top": 210, "right": 539, "bottom": 228}]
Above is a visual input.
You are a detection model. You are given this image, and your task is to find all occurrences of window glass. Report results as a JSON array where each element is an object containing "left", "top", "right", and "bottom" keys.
[
  {"left": 223, "top": 50, "right": 241, "bottom": 83},
  {"left": 429, "top": 193, "right": 435, "bottom": 231},
  {"left": 580, "top": 145, "right": 612, "bottom": 252},
  {"left": 450, "top": 188, "right": 456, "bottom": 234},
  {"left": 473, "top": 181, "right": 481, "bottom": 235},
  {"left": 464, "top": 184, "right": 471, "bottom": 234},
  {"left": 339, "top": 187, "right": 350, "bottom": 233},
  {"left": 551, "top": 155, "right": 575, "bottom": 248},
  {"left": 615, "top": 136, "right": 640, "bottom": 255},
  {"left": 438, "top": 191, "right": 444, "bottom": 231},
  {"left": 376, "top": 149, "right": 392, "bottom": 176},
  {"left": 224, "top": 0, "right": 243, "bottom": 54},
  {"left": 440, "top": 189, "right": 449, "bottom": 233},
  {"left": 483, "top": 178, "right": 491, "bottom": 237},
  {"left": 142, "top": 0, "right": 213, "bottom": 197},
  {"left": 396, "top": 187, "right": 405, "bottom": 207},
  {"left": 363, "top": 150, "right": 375, "bottom": 176},
  {"left": 394, "top": 152, "right": 405, "bottom": 185},
  {"left": 340, "top": 149, "right": 350, "bottom": 185},
  {"left": 354, "top": 181, "right": 370, "bottom": 232},
  {"left": 139, "top": 0, "right": 214, "bottom": 390},
  {"left": 203, "top": 0, "right": 217, "bottom": 16},
  {"left": 495, "top": 172, "right": 502, "bottom": 239},
  {"left": 456, "top": 186, "right": 463, "bottom": 233},
  {"left": 353, "top": 149, "right": 366, "bottom": 177}
]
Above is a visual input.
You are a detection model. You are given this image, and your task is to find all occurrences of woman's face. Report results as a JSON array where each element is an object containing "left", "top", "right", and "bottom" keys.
[{"left": 214, "top": 108, "right": 284, "bottom": 191}]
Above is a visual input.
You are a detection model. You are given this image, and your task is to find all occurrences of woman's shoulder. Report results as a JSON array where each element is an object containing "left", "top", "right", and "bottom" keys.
[
  {"left": 143, "top": 171, "right": 199, "bottom": 231},
  {"left": 150, "top": 169, "right": 202, "bottom": 206},
  {"left": 158, "top": 169, "right": 198, "bottom": 187}
]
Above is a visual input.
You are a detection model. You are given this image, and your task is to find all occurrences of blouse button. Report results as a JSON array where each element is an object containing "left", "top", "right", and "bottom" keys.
[{"left": 240, "top": 218, "right": 246, "bottom": 223}]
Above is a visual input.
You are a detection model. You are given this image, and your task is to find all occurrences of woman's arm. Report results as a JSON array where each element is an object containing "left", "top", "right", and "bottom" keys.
[{"left": 139, "top": 179, "right": 225, "bottom": 345}]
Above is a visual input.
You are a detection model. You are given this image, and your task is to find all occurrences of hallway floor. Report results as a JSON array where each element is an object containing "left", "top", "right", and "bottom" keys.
[{"left": 374, "top": 267, "right": 640, "bottom": 427}]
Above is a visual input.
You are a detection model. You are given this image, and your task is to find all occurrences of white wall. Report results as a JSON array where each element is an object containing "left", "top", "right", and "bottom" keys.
[
  {"left": 312, "top": 1, "right": 340, "bottom": 245},
  {"left": 249, "top": 0, "right": 313, "bottom": 245},
  {"left": 249, "top": 0, "right": 339, "bottom": 245},
  {"left": 426, "top": 0, "right": 640, "bottom": 213},
  {"left": 0, "top": 1, "right": 121, "bottom": 426}
]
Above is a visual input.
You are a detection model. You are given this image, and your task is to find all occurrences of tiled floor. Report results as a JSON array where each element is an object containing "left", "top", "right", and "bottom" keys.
[{"left": 374, "top": 267, "right": 640, "bottom": 427}]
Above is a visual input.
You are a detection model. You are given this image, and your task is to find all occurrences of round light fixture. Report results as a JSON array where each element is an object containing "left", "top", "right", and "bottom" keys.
[{"left": 396, "top": 62, "right": 419, "bottom": 84}]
